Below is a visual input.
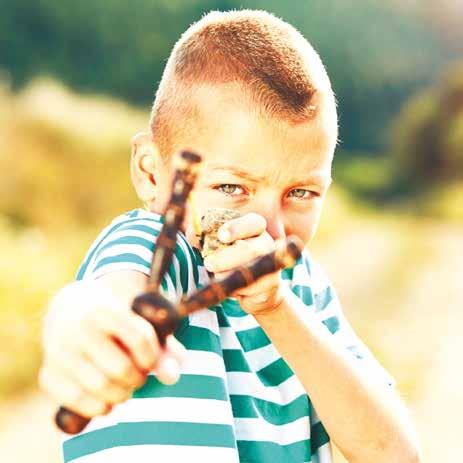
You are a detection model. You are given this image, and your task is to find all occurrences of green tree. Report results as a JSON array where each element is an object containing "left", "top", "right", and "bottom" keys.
[
  {"left": 0, "top": 0, "right": 454, "bottom": 152},
  {"left": 391, "top": 62, "right": 463, "bottom": 188}
]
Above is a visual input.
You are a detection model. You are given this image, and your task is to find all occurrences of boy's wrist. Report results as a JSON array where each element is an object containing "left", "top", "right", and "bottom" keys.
[{"left": 245, "top": 284, "right": 287, "bottom": 318}]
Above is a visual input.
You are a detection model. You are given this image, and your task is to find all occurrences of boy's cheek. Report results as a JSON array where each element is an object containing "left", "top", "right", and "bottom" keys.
[{"left": 286, "top": 208, "right": 323, "bottom": 246}]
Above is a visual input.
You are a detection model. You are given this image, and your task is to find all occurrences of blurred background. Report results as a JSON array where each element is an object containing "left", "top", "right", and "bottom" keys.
[{"left": 0, "top": 1, "right": 462, "bottom": 461}]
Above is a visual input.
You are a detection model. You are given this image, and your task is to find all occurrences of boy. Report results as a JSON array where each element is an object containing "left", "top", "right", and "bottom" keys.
[{"left": 39, "top": 10, "right": 421, "bottom": 463}]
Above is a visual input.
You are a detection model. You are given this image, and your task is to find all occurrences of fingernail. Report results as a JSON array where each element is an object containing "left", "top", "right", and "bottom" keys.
[
  {"left": 159, "top": 357, "right": 180, "bottom": 385},
  {"left": 217, "top": 227, "right": 231, "bottom": 243}
]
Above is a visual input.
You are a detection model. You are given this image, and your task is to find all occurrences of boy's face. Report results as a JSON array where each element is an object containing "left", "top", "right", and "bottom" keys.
[{"left": 157, "top": 85, "right": 335, "bottom": 249}]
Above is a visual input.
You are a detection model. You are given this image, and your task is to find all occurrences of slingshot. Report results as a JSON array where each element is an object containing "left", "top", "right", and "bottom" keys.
[{"left": 55, "top": 149, "right": 303, "bottom": 434}]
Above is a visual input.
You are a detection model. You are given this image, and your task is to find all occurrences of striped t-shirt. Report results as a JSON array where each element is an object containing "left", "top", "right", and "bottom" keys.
[{"left": 62, "top": 208, "right": 394, "bottom": 463}]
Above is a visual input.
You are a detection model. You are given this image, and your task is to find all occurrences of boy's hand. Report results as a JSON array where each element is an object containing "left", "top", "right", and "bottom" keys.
[
  {"left": 39, "top": 280, "right": 186, "bottom": 420},
  {"left": 202, "top": 213, "right": 285, "bottom": 315}
]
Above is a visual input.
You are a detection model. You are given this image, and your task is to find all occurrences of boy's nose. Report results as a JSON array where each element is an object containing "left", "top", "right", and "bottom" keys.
[{"left": 264, "top": 211, "right": 286, "bottom": 242}]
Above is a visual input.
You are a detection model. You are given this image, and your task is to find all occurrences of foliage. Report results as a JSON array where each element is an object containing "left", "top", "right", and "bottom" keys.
[
  {"left": 332, "top": 154, "right": 394, "bottom": 199},
  {"left": 0, "top": 79, "right": 147, "bottom": 395},
  {"left": 0, "top": 78, "right": 144, "bottom": 231},
  {"left": 0, "top": 219, "right": 97, "bottom": 396},
  {"left": 0, "top": 0, "right": 455, "bottom": 152},
  {"left": 389, "top": 62, "right": 463, "bottom": 189}
]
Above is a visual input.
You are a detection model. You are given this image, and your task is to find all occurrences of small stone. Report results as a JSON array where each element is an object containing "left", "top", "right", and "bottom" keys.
[{"left": 200, "top": 208, "right": 241, "bottom": 258}]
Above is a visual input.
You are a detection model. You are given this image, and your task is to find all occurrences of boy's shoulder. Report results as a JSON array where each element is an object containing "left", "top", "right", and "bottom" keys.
[{"left": 76, "top": 208, "right": 200, "bottom": 298}]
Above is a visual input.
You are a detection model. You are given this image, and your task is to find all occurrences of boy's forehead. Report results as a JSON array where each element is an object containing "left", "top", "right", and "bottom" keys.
[
  {"left": 183, "top": 85, "right": 335, "bottom": 185},
  {"left": 205, "top": 161, "right": 331, "bottom": 189}
]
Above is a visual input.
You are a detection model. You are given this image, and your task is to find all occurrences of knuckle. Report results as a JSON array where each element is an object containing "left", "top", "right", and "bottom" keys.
[
  {"left": 66, "top": 328, "right": 92, "bottom": 356},
  {"left": 133, "top": 334, "right": 150, "bottom": 357},
  {"left": 113, "top": 358, "right": 133, "bottom": 381},
  {"left": 66, "top": 383, "right": 83, "bottom": 406},
  {"left": 237, "top": 239, "right": 258, "bottom": 256},
  {"left": 82, "top": 398, "right": 108, "bottom": 417},
  {"left": 143, "top": 353, "right": 157, "bottom": 372},
  {"left": 93, "top": 373, "right": 111, "bottom": 395},
  {"left": 132, "top": 370, "right": 147, "bottom": 388},
  {"left": 236, "top": 238, "right": 251, "bottom": 249},
  {"left": 136, "top": 349, "right": 155, "bottom": 372},
  {"left": 259, "top": 238, "right": 274, "bottom": 254},
  {"left": 108, "top": 385, "right": 131, "bottom": 404}
]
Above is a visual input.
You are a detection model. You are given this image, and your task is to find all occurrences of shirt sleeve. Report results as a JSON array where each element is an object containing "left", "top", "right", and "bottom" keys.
[
  {"left": 75, "top": 210, "right": 200, "bottom": 302},
  {"left": 298, "top": 252, "right": 396, "bottom": 388}
]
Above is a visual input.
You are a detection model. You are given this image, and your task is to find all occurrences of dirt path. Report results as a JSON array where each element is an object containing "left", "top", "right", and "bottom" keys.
[
  {"left": 405, "top": 225, "right": 463, "bottom": 462},
  {"left": 313, "top": 219, "right": 463, "bottom": 462}
]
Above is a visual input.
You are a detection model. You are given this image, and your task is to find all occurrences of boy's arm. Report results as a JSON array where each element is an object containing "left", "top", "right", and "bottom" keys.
[
  {"left": 40, "top": 209, "right": 190, "bottom": 423},
  {"left": 254, "top": 286, "right": 421, "bottom": 463}
]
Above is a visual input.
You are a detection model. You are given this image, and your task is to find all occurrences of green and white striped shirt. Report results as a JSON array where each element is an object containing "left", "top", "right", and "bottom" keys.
[{"left": 62, "top": 208, "right": 394, "bottom": 463}]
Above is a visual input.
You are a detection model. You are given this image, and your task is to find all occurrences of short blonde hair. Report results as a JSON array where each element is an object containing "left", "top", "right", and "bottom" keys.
[{"left": 151, "top": 9, "right": 337, "bottom": 157}]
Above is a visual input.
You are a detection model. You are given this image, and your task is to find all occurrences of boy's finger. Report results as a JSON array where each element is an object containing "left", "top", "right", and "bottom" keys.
[
  {"left": 73, "top": 328, "right": 146, "bottom": 389},
  {"left": 39, "top": 366, "right": 111, "bottom": 419},
  {"left": 155, "top": 356, "right": 181, "bottom": 385},
  {"left": 151, "top": 336, "right": 187, "bottom": 385},
  {"left": 84, "top": 307, "right": 160, "bottom": 372},
  {"left": 49, "top": 350, "right": 133, "bottom": 405},
  {"left": 165, "top": 335, "right": 188, "bottom": 364},
  {"left": 204, "top": 234, "right": 274, "bottom": 272},
  {"left": 217, "top": 212, "right": 267, "bottom": 243}
]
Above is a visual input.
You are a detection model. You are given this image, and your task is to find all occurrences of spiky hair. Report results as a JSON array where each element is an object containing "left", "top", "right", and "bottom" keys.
[{"left": 150, "top": 10, "right": 337, "bottom": 157}]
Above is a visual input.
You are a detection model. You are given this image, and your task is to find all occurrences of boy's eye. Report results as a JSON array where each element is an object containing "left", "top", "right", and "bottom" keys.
[
  {"left": 288, "top": 188, "right": 316, "bottom": 199},
  {"left": 216, "top": 184, "right": 245, "bottom": 196}
]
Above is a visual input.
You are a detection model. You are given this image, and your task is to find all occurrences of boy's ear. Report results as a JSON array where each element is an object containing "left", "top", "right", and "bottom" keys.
[{"left": 130, "top": 132, "right": 159, "bottom": 202}]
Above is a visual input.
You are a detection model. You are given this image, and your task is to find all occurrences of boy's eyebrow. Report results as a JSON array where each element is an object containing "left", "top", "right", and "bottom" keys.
[
  {"left": 207, "top": 163, "right": 332, "bottom": 187},
  {"left": 207, "top": 164, "right": 264, "bottom": 183}
]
